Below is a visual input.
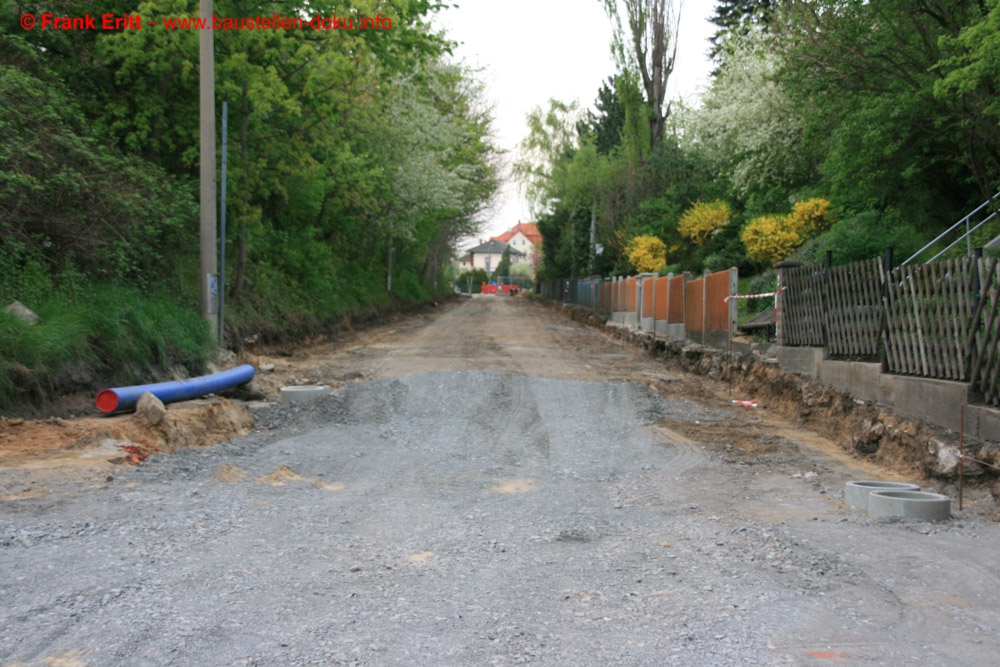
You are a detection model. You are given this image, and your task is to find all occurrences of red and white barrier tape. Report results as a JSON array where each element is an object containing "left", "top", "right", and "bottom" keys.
[{"left": 723, "top": 287, "right": 785, "bottom": 304}]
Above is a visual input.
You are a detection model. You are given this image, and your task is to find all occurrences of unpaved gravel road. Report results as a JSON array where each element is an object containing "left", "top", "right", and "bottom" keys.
[{"left": 2, "top": 296, "right": 1000, "bottom": 666}]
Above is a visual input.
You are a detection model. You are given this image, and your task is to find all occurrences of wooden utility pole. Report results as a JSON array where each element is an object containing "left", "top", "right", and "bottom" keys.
[{"left": 199, "top": 0, "right": 218, "bottom": 340}]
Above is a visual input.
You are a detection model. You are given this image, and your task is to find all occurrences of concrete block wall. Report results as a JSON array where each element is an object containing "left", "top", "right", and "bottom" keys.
[{"left": 777, "top": 345, "right": 1000, "bottom": 439}]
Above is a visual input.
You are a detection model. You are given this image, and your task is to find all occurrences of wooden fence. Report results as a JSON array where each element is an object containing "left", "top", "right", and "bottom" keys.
[
  {"left": 781, "top": 254, "right": 1000, "bottom": 406},
  {"left": 884, "top": 259, "right": 973, "bottom": 381},
  {"left": 781, "top": 263, "right": 826, "bottom": 347}
]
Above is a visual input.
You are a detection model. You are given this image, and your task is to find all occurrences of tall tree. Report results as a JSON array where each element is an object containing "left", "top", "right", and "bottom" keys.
[
  {"left": 601, "top": 0, "right": 680, "bottom": 152},
  {"left": 709, "top": 0, "right": 775, "bottom": 62},
  {"left": 688, "top": 26, "right": 817, "bottom": 206},
  {"left": 777, "top": 0, "right": 989, "bottom": 219},
  {"left": 578, "top": 77, "right": 626, "bottom": 155}
]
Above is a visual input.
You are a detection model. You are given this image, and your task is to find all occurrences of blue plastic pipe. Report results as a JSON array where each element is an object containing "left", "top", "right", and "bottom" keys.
[{"left": 96, "top": 364, "right": 256, "bottom": 413}]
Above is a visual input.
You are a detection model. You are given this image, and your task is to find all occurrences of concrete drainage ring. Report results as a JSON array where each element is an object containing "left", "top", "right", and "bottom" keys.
[
  {"left": 844, "top": 480, "right": 921, "bottom": 509},
  {"left": 279, "top": 385, "right": 330, "bottom": 405},
  {"left": 867, "top": 490, "right": 952, "bottom": 522}
]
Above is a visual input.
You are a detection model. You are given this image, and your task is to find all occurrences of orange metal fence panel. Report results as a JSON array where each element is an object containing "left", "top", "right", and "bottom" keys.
[
  {"left": 667, "top": 275, "right": 686, "bottom": 323},
  {"left": 705, "top": 270, "right": 732, "bottom": 331},
  {"left": 643, "top": 277, "right": 654, "bottom": 316},
  {"left": 686, "top": 278, "right": 704, "bottom": 332},
  {"left": 654, "top": 276, "right": 668, "bottom": 320},
  {"left": 627, "top": 277, "right": 637, "bottom": 313}
]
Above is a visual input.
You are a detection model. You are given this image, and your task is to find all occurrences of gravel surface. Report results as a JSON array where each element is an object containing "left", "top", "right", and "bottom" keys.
[{"left": 3, "top": 298, "right": 1000, "bottom": 666}]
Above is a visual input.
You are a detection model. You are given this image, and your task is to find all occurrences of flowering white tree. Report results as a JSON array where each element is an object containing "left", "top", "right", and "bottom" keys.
[
  {"left": 685, "top": 27, "right": 814, "bottom": 198},
  {"left": 381, "top": 65, "right": 499, "bottom": 289}
]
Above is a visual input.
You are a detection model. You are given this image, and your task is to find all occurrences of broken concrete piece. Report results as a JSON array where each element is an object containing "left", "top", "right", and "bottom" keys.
[
  {"left": 4, "top": 300, "right": 40, "bottom": 324},
  {"left": 135, "top": 391, "right": 167, "bottom": 426}
]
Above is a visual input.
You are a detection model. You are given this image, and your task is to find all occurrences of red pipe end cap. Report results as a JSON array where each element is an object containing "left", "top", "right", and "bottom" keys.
[{"left": 96, "top": 390, "right": 120, "bottom": 414}]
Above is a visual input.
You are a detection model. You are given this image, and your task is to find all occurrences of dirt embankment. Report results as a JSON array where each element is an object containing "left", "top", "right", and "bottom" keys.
[
  {"left": 545, "top": 300, "right": 1000, "bottom": 500},
  {"left": 0, "top": 297, "right": 451, "bottom": 481}
]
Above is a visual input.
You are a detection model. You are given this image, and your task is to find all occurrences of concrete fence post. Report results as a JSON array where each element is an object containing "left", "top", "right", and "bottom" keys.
[
  {"left": 702, "top": 272, "right": 707, "bottom": 347},
  {"left": 729, "top": 267, "right": 738, "bottom": 340}
]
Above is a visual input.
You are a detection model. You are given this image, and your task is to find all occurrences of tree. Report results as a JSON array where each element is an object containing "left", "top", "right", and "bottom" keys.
[
  {"left": 709, "top": 0, "right": 775, "bottom": 63},
  {"left": 579, "top": 77, "right": 626, "bottom": 155},
  {"left": 514, "top": 99, "right": 583, "bottom": 216},
  {"left": 776, "top": 0, "right": 988, "bottom": 222},
  {"left": 601, "top": 0, "right": 680, "bottom": 151},
  {"left": 494, "top": 246, "right": 512, "bottom": 280},
  {"left": 934, "top": 0, "right": 1000, "bottom": 194},
  {"left": 0, "top": 40, "right": 197, "bottom": 289},
  {"left": 686, "top": 26, "right": 816, "bottom": 205}
]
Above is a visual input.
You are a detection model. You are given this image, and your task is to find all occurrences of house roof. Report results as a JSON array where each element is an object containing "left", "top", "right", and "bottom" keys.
[
  {"left": 491, "top": 222, "right": 542, "bottom": 247},
  {"left": 466, "top": 240, "right": 524, "bottom": 256}
]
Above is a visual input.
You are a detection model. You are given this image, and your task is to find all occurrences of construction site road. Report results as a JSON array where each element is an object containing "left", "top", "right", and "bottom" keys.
[{"left": 2, "top": 295, "right": 999, "bottom": 666}]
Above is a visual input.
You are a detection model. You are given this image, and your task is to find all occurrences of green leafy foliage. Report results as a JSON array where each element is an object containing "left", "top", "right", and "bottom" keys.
[
  {"left": 0, "top": 2, "right": 499, "bottom": 407},
  {"left": 455, "top": 269, "right": 489, "bottom": 293},
  {"left": 493, "top": 247, "right": 512, "bottom": 281},
  {"left": 803, "top": 210, "right": 923, "bottom": 266}
]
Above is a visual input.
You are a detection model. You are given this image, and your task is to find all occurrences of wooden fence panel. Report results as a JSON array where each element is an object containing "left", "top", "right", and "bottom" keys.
[
  {"left": 705, "top": 270, "right": 733, "bottom": 332},
  {"left": 643, "top": 277, "right": 655, "bottom": 317},
  {"left": 654, "top": 276, "right": 668, "bottom": 320},
  {"left": 884, "top": 258, "right": 973, "bottom": 380},
  {"left": 627, "top": 277, "right": 637, "bottom": 313},
  {"left": 667, "top": 275, "right": 685, "bottom": 323},
  {"left": 825, "top": 258, "right": 883, "bottom": 357},
  {"left": 686, "top": 277, "right": 704, "bottom": 332},
  {"left": 970, "top": 258, "right": 1000, "bottom": 405},
  {"left": 782, "top": 263, "right": 826, "bottom": 346}
]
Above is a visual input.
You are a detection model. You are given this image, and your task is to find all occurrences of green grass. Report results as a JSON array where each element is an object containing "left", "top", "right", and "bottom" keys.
[{"left": 0, "top": 287, "right": 211, "bottom": 409}]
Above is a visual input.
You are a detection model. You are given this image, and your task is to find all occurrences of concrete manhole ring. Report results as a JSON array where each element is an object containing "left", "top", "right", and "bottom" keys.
[
  {"left": 844, "top": 480, "right": 921, "bottom": 509},
  {"left": 279, "top": 385, "right": 330, "bottom": 405},
  {"left": 868, "top": 490, "right": 952, "bottom": 522}
]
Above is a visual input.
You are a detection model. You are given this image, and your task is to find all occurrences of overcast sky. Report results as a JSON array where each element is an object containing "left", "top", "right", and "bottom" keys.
[{"left": 435, "top": 0, "right": 718, "bottom": 242}]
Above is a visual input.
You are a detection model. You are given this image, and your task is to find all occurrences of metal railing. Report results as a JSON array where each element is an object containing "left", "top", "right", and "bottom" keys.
[{"left": 902, "top": 190, "right": 1000, "bottom": 265}]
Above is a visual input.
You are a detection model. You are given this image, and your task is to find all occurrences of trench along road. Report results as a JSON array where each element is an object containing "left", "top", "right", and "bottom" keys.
[{"left": 2, "top": 295, "right": 999, "bottom": 666}]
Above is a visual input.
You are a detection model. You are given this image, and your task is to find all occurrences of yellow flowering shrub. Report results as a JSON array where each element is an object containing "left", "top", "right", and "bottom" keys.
[
  {"left": 626, "top": 235, "right": 668, "bottom": 273},
  {"left": 678, "top": 200, "right": 731, "bottom": 245},
  {"left": 787, "top": 198, "right": 836, "bottom": 236},
  {"left": 741, "top": 215, "right": 801, "bottom": 265}
]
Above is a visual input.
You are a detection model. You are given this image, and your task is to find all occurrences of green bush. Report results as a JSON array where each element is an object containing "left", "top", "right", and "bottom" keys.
[
  {"left": 806, "top": 209, "right": 923, "bottom": 264},
  {"left": 456, "top": 269, "right": 489, "bottom": 293}
]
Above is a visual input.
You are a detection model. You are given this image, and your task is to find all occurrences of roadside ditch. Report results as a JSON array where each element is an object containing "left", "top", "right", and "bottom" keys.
[{"left": 542, "top": 299, "right": 1000, "bottom": 514}]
